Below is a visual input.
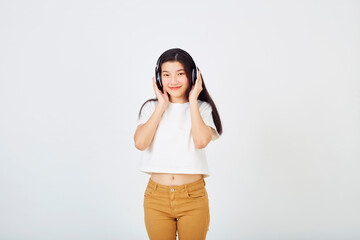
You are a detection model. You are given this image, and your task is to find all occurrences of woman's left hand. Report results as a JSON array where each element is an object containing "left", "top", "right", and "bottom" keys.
[{"left": 189, "top": 69, "right": 203, "bottom": 103}]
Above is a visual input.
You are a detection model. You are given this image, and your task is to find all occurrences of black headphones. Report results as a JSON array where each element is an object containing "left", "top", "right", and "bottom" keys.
[{"left": 155, "top": 56, "right": 198, "bottom": 93}]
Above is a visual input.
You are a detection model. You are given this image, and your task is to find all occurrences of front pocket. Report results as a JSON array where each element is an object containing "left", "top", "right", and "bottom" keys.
[
  {"left": 187, "top": 187, "right": 207, "bottom": 199},
  {"left": 144, "top": 187, "right": 153, "bottom": 197}
]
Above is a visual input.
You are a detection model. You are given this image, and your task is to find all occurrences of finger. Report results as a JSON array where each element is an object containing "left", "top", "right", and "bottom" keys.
[
  {"left": 152, "top": 77, "right": 161, "bottom": 96},
  {"left": 196, "top": 75, "right": 201, "bottom": 85},
  {"left": 152, "top": 77, "right": 157, "bottom": 86},
  {"left": 153, "top": 77, "right": 159, "bottom": 89},
  {"left": 198, "top": 73, "right": 202, "bottom": 84}
]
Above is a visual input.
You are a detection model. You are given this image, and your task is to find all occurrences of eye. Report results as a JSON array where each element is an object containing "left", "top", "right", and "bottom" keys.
[{"left": 178, "top": 72, "right": 184, "bottom": 75}]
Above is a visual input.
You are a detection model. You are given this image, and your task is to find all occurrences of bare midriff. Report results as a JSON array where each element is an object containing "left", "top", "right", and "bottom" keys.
[{"left": 150, "top": 173, "right": 203, "bottom": 186}]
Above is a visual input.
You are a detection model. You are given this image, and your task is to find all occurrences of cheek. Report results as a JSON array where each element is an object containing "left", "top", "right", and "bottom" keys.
[
  {"left": 181, "top": 77, "right": 189, "bottom": 87},
  {"left": 161, "top": 78, "right": 169, "bottom": 86}
]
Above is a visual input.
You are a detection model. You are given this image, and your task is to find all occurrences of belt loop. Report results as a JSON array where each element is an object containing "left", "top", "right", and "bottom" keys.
[
  {"left": 203, "top": 178, "right": 206, "bottom": 186},
  {"left": 154, "top": 183, "right": 158, "bottom": 191},
  {"left": 185, "top": 184, "right": 188, "bottom": 193}
]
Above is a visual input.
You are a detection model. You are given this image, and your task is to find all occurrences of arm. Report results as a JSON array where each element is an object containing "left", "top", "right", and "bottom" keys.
[
  {"left": 134, "top": 77, "right": 169, "bottom": 151},
  {"left": 134, "top": 104, "right": 166, "bottom": 151},
  {"left": 189, "top": 69, "right": 212, "bottom": 149},
  {"left": 190, "top": 100, "right": 213, "bottom": 149}
]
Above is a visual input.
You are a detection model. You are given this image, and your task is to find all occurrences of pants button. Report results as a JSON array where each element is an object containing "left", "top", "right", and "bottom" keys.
[{"left": 171, "top": 188, "right": 174, "bottom": 192}]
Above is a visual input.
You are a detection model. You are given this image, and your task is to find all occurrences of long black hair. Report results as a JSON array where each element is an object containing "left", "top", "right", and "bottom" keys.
[{"left": 138, "top": 48, "right": 222, "bottom": 135}]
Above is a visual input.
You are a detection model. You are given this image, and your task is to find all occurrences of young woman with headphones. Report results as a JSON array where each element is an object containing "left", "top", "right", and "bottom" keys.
[{"left": 134, "top": 48, "right": 222, "bottom": 240}]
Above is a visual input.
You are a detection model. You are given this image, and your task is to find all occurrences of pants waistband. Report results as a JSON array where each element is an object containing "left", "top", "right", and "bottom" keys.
[{"left": 147, "top": 177, "right": 206, "bottom": 193}]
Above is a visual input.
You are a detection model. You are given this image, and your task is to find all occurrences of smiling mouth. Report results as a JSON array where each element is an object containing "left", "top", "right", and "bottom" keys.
[{"left": 169, "top": 86, "right": 181, "bottom": 90}]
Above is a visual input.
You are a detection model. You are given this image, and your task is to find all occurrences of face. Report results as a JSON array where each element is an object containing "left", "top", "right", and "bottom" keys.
[{"left": 161, "top": 61, "right": 189, "bottom": 103}]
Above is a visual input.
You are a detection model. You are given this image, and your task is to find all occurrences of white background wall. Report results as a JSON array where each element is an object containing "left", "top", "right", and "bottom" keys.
[{"left": 0, "top": 0, "right": 359, "bottom": 239}]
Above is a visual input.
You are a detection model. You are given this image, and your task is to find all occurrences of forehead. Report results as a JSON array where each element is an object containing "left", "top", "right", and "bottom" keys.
[{"left": 161, "top": 61, "right": 185, "bottom": 72}]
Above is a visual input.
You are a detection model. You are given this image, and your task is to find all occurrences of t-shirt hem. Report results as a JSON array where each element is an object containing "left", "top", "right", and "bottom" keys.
[{"left": 140, "top": 168, "right": 210, "bottom": 178}]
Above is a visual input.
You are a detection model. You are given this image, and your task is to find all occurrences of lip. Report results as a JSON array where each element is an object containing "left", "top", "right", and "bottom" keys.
[{"left": 169, "top": 86, "right": 181, "bottom": 90}]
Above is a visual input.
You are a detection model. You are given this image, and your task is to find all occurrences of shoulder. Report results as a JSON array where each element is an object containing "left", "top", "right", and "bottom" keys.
[
  {"left": 141, "top": 99, "right": 158, "bottom": 111},
  {"left": 197, "top": 100, "right": 212, "bottom": 112}
]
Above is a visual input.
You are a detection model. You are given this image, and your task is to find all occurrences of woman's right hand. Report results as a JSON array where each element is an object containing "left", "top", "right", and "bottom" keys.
[{"left": 152, "top": 77, "right": 169, "bottom": 111}]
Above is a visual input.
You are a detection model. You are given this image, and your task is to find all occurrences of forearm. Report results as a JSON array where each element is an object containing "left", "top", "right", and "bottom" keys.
[
  {"left": 190, "top": 100, "right": 212, "bottom": 149},
  {"left": 134, "top": 105, "right": 165, "bottom": 151}
]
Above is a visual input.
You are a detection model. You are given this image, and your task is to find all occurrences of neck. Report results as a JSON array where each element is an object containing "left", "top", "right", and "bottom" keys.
[{"left": 169, "top": 96, "right": 189, "bottom": 103}]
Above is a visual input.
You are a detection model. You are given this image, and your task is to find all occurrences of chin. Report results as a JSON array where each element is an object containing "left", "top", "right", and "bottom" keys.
[{"left": 170, "top": 91, "right": 186, "bottom": 97}]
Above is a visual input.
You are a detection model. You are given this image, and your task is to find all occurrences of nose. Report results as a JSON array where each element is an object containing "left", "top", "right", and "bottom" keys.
[{"left": 170, "top": 76, "right": 179, "bottom": 83}]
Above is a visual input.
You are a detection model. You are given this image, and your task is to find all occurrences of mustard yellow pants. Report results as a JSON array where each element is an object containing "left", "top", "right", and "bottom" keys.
[{"left": 143, "top": 177, "right": 210, "bottom": 240}]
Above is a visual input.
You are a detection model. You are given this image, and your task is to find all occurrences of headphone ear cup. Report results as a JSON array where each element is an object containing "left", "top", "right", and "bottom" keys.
[
  {"left": 192, "top": 67, "right": 198, "bottom": 85},
  {"left": 155, "top": 69, "right": 163, "bottom": 93}
]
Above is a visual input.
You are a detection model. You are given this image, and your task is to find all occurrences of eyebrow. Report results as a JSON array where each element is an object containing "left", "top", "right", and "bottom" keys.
[{"left": 162, "top": 69, "right": 185, "bottom": 73}]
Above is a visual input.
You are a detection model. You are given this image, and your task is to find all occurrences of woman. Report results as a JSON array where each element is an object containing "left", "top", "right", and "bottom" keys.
[{"left": 134, "top": 48, "right": 222, "bottom": 240}]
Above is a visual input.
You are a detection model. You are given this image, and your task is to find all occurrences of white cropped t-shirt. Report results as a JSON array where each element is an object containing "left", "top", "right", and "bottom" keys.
[{"left": 136, "top": 100, "right": 219, "bottom": 178}]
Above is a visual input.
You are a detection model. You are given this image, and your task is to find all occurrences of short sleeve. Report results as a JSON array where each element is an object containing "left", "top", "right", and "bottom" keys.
[
  {"left": 137, "top": 100, "right": 157, "bottom": 127},
  {"left": 198, "top": 101, "right": 220, "bottom": 141}
]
